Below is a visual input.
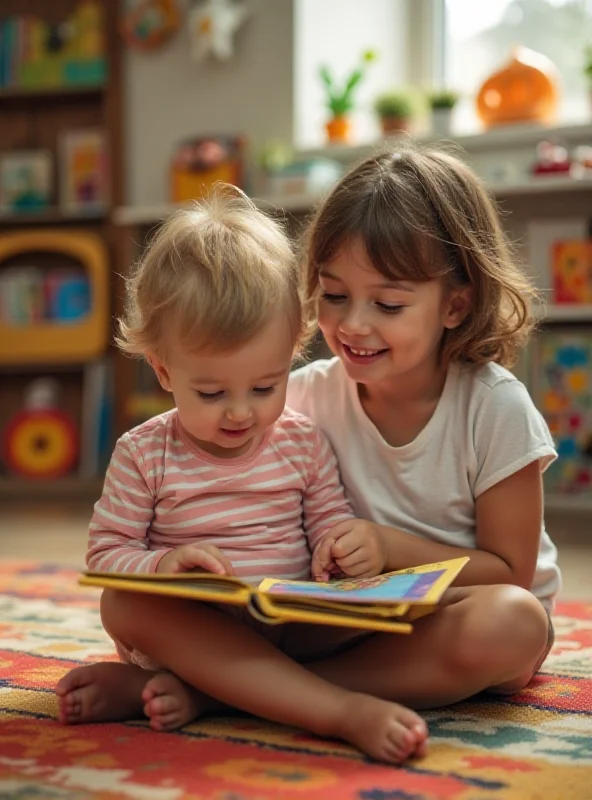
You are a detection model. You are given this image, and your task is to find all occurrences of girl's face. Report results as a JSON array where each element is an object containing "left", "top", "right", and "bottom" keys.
[
  {"left": 149, "top": 310, "right": 295, "bottom": 459},
  {"left": 317, "top": 238, "right": 468, "bottom": 391}
]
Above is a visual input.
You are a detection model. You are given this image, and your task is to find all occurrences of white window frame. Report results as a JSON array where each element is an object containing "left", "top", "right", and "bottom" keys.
[{"left": 405, "top": 0, "right": 446, "bottom": 87}]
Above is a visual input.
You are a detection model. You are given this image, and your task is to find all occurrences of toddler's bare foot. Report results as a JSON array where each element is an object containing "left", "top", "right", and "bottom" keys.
[
  {"left": 55, "top": 662, "right": 149, "bottom": 724},
  {"left": 141, "top": 671, "right": 225, "bottom": 731},
  {"left": 336, "top": 693, "right": 428, "bottom": 764}
]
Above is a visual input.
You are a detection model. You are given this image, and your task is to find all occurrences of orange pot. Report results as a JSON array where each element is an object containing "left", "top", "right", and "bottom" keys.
[
  {"left": 325, "top": 116, "right": 351, "bottom": 144},
  {"left": 380, "top": 116, "right": 410, "bottom": 136}
]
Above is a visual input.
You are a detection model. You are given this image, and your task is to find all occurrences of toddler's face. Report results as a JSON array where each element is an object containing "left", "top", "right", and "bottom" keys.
[{"left": 151, "top": 311, "right": 295, "bottom": 458}]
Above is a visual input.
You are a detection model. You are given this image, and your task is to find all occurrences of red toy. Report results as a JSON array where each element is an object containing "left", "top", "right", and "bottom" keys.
[{"left": 531, "top": 140, "right": 571, "bottom": 176}]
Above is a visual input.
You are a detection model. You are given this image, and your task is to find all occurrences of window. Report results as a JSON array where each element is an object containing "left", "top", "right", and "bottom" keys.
[
  {"left": 294, "top": 0, "right": 411, "bottom": 148},
  {"left": 443, "top": 0, "right": 592, "bottom": 131}
]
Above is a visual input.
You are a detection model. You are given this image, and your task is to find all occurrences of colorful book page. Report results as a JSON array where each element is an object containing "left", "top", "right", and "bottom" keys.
[{"left": 260, "top": 558, "right": 468, "bottom": 606}]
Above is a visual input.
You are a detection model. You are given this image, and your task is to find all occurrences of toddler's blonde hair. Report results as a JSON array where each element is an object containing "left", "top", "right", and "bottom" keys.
[{"left": 118, "top": 186, "right": 311, "bottom": 359}]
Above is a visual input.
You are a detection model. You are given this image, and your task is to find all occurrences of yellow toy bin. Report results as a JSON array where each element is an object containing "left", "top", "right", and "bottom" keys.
[{"left": 0, "top": 229, "right": 109, "bottom": 365}]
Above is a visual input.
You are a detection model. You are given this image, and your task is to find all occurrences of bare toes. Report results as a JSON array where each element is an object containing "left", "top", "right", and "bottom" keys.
[
  {"left": 147, "top": 694, "right": 178, "bottom": 716},
  {"left": 150, "top": 711, "right": 182, "bottom": 731}
]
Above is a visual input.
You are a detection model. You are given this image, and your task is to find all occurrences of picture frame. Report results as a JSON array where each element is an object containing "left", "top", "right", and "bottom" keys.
[
  {"left": 530, "top": 326, "right": 592, "bottom": 496},
  {"left": 59, "top": 128, "right": 109, "bottom": 215},
  {"left": 526, "top": 217, "right": 591, "bottom": 304}
]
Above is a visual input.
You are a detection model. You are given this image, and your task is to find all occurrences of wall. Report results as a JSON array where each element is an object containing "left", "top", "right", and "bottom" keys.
[{"left": 125, "top": 0, "right": 294, "bottom": 206}]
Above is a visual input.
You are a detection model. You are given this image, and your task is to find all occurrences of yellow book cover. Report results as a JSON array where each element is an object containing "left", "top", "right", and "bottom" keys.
[{"left": 80, "top": 557, "right": 469, "bottom": 634}]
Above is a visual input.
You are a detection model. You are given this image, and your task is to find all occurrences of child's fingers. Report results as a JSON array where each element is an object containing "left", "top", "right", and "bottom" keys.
[
  {"left": 183, "top": 550, "right": 228, "bottom": 575},
  {"left": 335, "top": 549, "right": 367, "bottom": 571},
  {"left": 331, "top": 531, "right": 361, "bottom": 559},
  {"left": 312, "top": 538, "right": 337, "bottom": 581},
  {"left": 336, "top": 558, "right": 373, "bottom": 577},
  {"left": 203, "top": 546, "right": 235, "bottom": 576},
  {"left": 314, "top": 536, "right": 334, "bottom": 571}
]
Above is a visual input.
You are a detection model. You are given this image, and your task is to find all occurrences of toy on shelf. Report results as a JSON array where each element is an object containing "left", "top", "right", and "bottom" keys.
[
  {"left": 264, "top": 158, "right": 343, "bottom": 198},
  {"left": 188, "top": 0, "right": 249, "bottom": 63},
  {"left": 59, "top": 129, "right": 109, "bottom": 214},
  {"left": 0, "top": 1, "right": 106, "bottom": 92},
  {"left": 476, "top": 45, "right": 558, "bottom": 128},
  {"left": 0, "top": 151, "right": 52, "bottom": 214},
  {"left": 0, "top": 229, "right": 109, "bottom": 364},
  {"left": 535, "top": 330, "right": 592, "bottom": 496},
  {"left": 570, "top": 145, "right": 592, "bottom": 178},
  {"left": 170, "top": 135, "right": 245, "bottom": 203},
  {"left": 552, "top": 241, "right": 592, "bottom": 304},
  {"left": 2, "top": 378, "right": 79, "bottom": 480},
  {"left": 531, "top": 140, "right": 571, "bottom": 176},
  {"left": 121, "top": 0, "right": 181, "bottom": 51}
]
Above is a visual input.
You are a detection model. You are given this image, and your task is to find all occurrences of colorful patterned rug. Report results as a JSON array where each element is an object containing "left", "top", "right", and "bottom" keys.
[{"left": 1, "top": 561, "right": 591, "bottom": 800}]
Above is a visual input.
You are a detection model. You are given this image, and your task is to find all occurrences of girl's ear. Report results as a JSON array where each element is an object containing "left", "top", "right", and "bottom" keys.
[
  {"left": 443, "top": 286, "right": 472, "bottom": 330},
  {"left": 147, "top": 353, "right": 173, "bottom": 392}
]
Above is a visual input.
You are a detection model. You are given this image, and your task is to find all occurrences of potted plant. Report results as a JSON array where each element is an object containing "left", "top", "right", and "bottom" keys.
[
  {"left": 319, "top": 50, "right": 377, "bottom": 144},
  {"left": 373, "top": 89, "right": 416, "bottom": 136},
  {"left": 427, "top": 89, "right": 460, "bottom": 136}
]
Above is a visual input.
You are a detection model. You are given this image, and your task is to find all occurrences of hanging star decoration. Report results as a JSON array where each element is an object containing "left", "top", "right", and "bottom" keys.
[{"left": 189, "top": 0, "right": 249, "bottom": 62}]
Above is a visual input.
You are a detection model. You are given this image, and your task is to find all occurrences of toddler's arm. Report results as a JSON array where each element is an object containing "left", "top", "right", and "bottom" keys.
[{"left": 86, "top": 435, "right": 171, "bottom": 573}]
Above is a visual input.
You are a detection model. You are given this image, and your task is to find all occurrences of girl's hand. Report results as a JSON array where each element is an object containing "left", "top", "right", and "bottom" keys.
[
  {"left": 157, "top": 544, "right": 235, "bottom": 575},
  {"left": 312, "top": 520, "right": 387, "bottom": 581}
]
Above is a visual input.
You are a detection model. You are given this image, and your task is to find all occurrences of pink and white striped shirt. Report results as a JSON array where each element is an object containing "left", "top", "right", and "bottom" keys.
[{"left": 87, "top": 407, "right": 354, "bottom": 582}]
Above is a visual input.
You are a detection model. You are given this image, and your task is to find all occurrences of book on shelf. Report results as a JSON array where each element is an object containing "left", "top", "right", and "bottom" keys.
[{"left": 80, "top": 557, "right": 469, "bottom": 634}]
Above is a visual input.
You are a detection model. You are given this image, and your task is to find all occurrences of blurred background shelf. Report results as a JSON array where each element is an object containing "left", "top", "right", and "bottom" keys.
[{"left": 0, "top": 476, "right": 104, "bottom": 501}]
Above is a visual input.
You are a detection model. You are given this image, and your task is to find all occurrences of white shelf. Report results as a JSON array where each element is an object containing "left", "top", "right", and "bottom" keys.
[
  {"left": 545, "top": 494, "right": 592, "bottom": 512},
  {"left": 492, "top": 176, "right": 592, "bottom": 197},
  {"left": 297, "top": 121, "right": 592, "bottom": 162},
  {"left": 542, "top": 305, "right": 592, "bottom": 322},
  {"left": 114, "top": 176, "right": 592, "bottom": 227},
  {"left": 114, "top": 192, "right": 326, "bottom": 226}
]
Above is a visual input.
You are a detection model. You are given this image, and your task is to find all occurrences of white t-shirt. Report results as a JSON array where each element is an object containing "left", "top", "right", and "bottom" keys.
[{"left": 287, "top": 357, "right": 561, "bottom": 610}]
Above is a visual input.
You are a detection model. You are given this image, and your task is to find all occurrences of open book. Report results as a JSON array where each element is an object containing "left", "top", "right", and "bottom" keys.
[{"left": 80, "top": 557, "right": 469, "bottom": 634}]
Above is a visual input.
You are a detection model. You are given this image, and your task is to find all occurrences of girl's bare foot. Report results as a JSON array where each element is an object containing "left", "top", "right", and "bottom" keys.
[
  {"left": 336, "top": 693, "right": 428, "bottom": 764},
  {"left": 55, "top": 662, "right": 150, "bottom": 724},
  {"left": 141, "top": 671, "right": 225, "bottom": 731}
]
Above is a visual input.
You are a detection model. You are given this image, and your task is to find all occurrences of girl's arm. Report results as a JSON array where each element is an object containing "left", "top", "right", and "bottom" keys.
[{"left": 378, "top": 461, "right": 542, "bottom": 587}]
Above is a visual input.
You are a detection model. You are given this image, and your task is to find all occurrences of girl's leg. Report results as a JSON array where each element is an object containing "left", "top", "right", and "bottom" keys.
[
  {"left": 306, "top": 584, "right": 549, "bottom": 709},
  {"left": 99, "top": 588, "right": 428, "bottom": 764}
]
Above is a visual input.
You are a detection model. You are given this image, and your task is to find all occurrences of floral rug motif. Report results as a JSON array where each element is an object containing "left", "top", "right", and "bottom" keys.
[{"left": 1, "top": 561, "right": 591, "bottom": 799}]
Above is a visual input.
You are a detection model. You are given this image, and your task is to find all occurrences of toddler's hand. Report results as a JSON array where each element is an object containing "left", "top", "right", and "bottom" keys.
[
  {"left": 312, "top": 520, "right": 386, "bottom": 581},
  {"left": 157, "top": 543, "right": 234, "bottom": 575}
]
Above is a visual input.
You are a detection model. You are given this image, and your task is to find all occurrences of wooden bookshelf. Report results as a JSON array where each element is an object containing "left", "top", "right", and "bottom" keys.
[{"left": 0, "top": 0, "right": 123, "bottom": 500}]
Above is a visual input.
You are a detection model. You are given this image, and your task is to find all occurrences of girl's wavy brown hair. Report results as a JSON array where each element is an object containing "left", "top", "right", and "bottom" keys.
[{"left": 304, "top": 144, "right": 539, "bottom": 367}]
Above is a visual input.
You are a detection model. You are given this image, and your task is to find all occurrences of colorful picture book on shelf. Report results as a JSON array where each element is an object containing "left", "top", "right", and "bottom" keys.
[
  {"left": 0, "top": 267, "right": 90, "bottom": 326},
  {"left": 535, "top": 328, "right": 592, "bottom": 495},
  {"left": 0, "top": 2, "right": 106, "bottom": 91},
  {"left": 80, "top": 557, "right": 470, "bottom": 634},
  {"left": 552, "top": 240, "right": 592, "bottom": 304},
  {"left": 59, "top": 129, "right": 109, "bottom": 214},
  {"left": 0, "top": 151, "right": 52, "bottom": 214}
]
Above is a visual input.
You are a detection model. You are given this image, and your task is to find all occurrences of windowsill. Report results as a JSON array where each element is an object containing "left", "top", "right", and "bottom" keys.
[{"left": 296, "top": 120, "right": 592, "bottom": 162}]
